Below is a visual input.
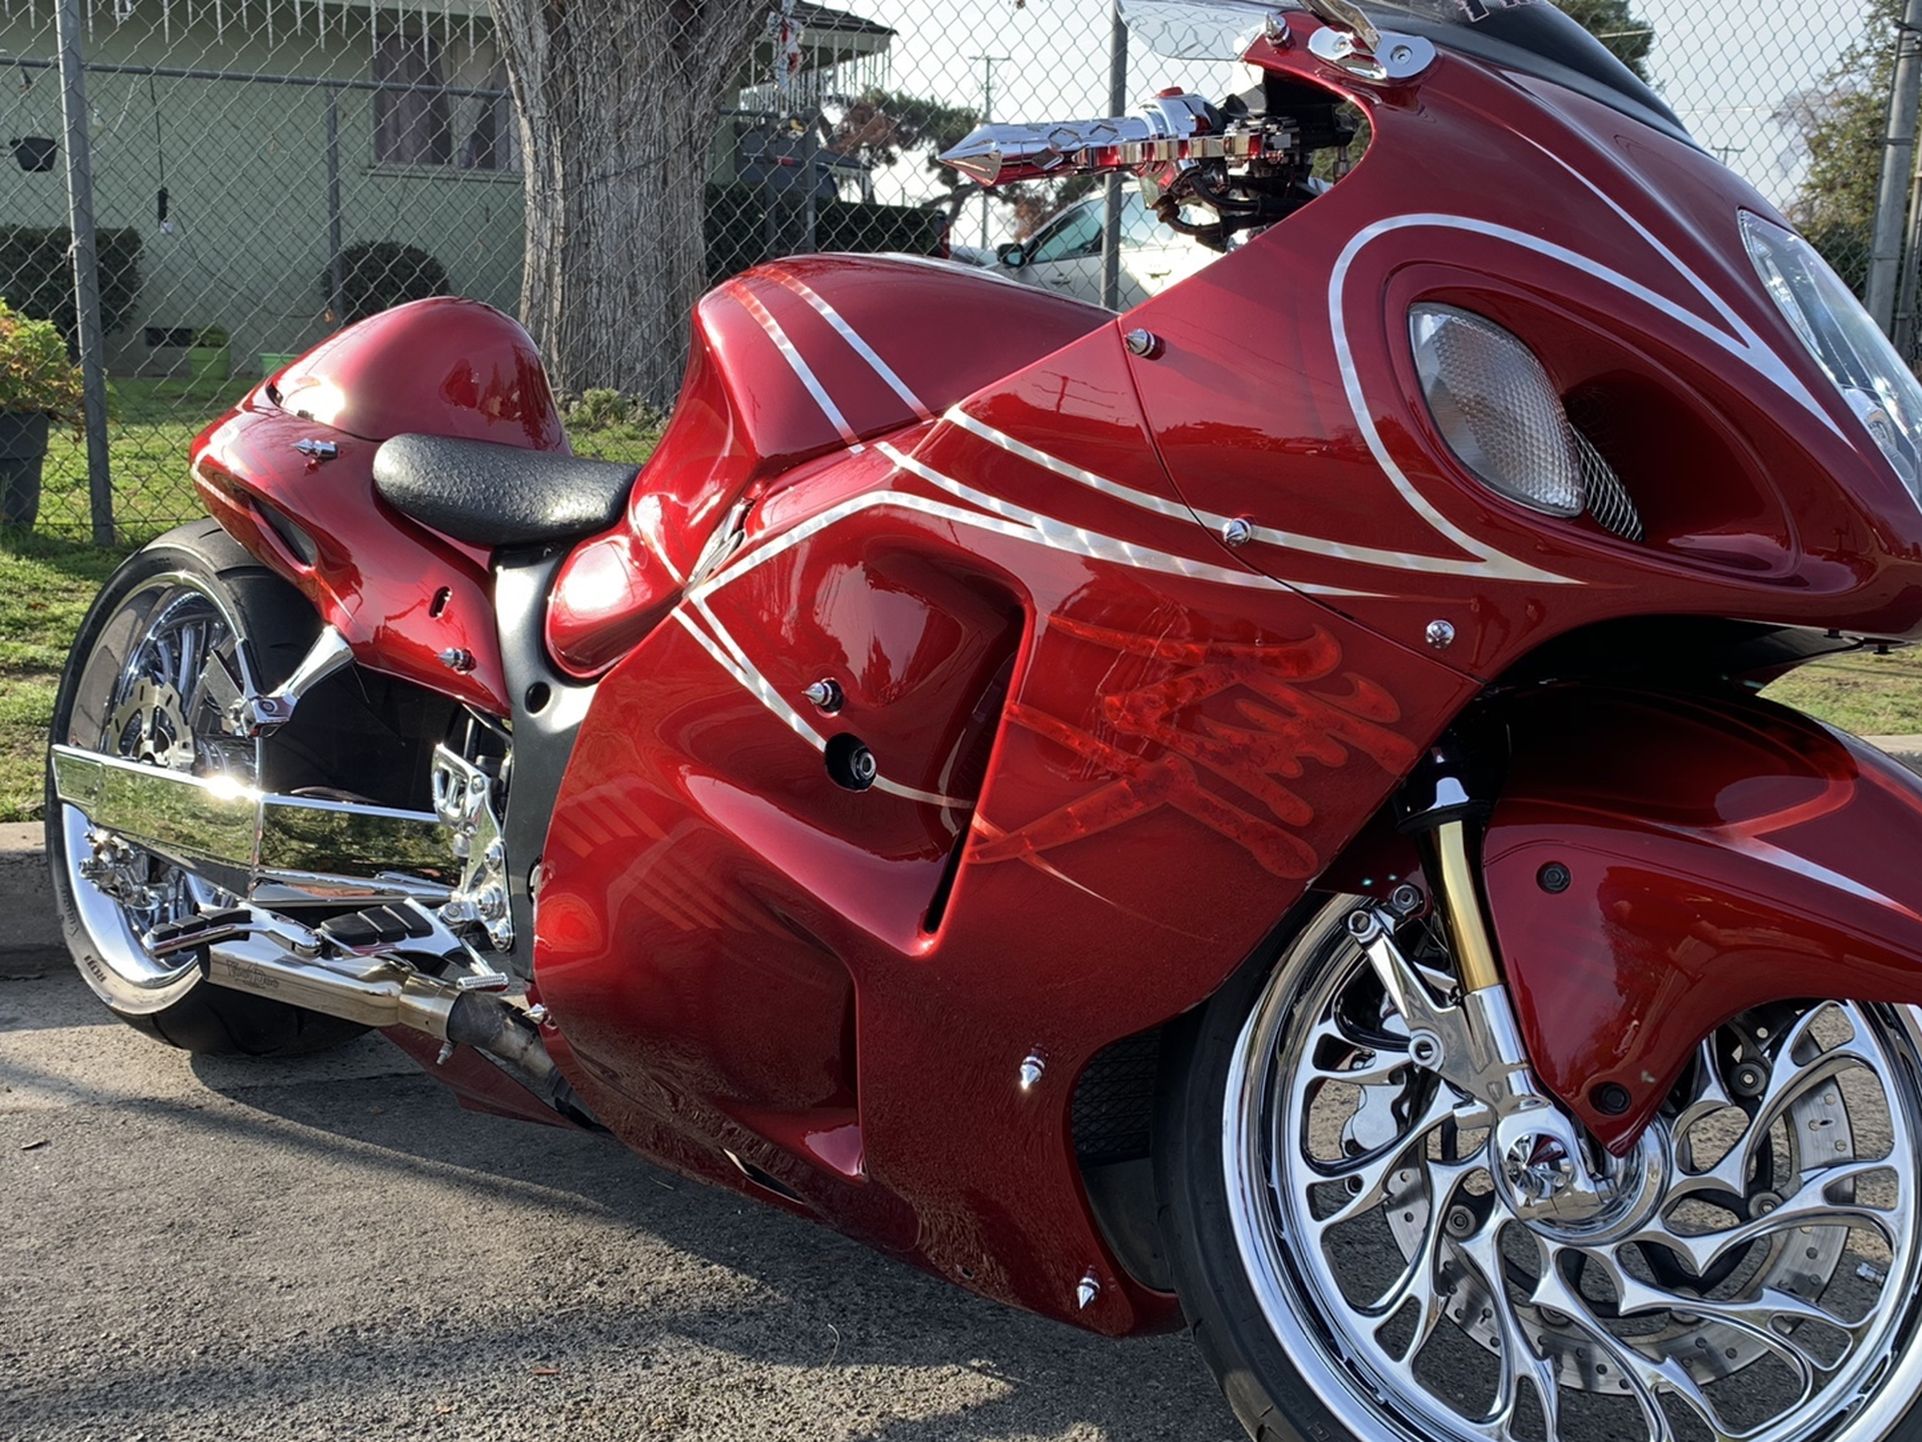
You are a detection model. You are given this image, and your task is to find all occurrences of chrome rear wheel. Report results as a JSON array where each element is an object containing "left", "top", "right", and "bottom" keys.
[
  {"left": 60, "top": 574, "right": 251, "bottom": 1006},
  {"left": 1208, "top": 899, "right": 1922, "bottom": 1442},
  {"left": 45, "top": 521, "right": 364, "bottom": 1054}
]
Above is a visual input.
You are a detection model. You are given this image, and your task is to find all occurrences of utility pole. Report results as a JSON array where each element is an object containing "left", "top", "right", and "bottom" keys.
[
  {"left": 969, "top": 53, "right": 1010, "bottom": 249},
  {"left": 1869, "top": 0, "right": 1922, "bottom": 333}
]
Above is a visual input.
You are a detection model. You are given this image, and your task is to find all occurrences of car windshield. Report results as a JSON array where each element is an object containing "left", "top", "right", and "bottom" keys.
[{"left": 1117, "top": 0, "right": 1686, "bottom": 141}]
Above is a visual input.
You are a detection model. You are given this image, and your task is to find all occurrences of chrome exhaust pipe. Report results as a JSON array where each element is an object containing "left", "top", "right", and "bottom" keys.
[
  {"left": 180, "top": 912, "right": 469, "bottom": 1036},
  {"left": 50, "top": 744, "right": 451, "bottom": 905},
  {"left": 157, "top": 905, "right": 581, "bottom": 1117}
]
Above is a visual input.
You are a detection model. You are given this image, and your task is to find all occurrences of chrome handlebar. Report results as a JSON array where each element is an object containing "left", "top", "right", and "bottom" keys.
[{"left": 938, "top": 91, "right": 1289, "bottom": 189}]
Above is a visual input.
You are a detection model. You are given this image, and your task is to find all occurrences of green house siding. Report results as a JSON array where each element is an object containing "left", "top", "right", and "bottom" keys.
[{"left": 0, "top": 10, "right": 523, "bottom": 377}]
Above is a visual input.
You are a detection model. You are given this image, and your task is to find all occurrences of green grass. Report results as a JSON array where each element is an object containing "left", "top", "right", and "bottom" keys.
[
  {"left": 0, "top": 531, "right": 124, "bottom": 824},
  {"left": 36, "top": 377, "right": 250, "bottom": 543},
  {"left": 1762, "top": 648, "right": 1922, "bottom": 737}
]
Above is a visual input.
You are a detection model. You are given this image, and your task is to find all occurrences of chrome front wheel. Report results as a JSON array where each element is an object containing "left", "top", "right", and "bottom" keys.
[{"left": 1162, "top": 898, "right": 1922, "bottom": 1442}]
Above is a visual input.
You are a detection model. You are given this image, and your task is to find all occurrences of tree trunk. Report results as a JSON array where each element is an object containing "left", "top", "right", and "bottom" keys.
[{"left": 490, "top": 0, "right": 768, "bottom": 408}]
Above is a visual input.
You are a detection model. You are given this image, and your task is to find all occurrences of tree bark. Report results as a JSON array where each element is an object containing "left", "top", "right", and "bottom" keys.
[{"left": 490, "top": 0, "right": 768, "bottom": 408}]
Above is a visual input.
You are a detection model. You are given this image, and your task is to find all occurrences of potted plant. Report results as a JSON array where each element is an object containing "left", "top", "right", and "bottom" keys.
[
  {"left": 0, "top": 300, "right": 82, "bottom": 529},
  {"left": 187, "top": 324, "right": 231, "bottom": 392}
]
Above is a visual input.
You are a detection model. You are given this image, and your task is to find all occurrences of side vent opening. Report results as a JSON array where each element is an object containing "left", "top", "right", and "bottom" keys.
[{"left": 1072, "top": 1029, "right": 1171, "bottom": 1291}]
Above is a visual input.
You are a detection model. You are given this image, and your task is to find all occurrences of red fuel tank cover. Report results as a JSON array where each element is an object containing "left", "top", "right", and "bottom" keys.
[{"left": 270, "top": 297, "right": 567, "bottom": 451}]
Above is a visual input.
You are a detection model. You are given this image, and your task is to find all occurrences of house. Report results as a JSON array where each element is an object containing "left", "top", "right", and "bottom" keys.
[{"left": 0, "top": 0, "right": 895, "bottom": 378}]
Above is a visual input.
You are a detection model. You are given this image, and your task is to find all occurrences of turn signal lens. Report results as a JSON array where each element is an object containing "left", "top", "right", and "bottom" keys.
[{"left": 1410, "top": 304, "right": 1585, "bottom": 518}]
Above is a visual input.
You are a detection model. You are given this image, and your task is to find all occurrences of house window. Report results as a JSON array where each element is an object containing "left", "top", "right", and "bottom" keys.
[
  {"left": 372, "top": 31, "right": 516, "bottom": 172},
  {"left": 373, "top": 31, "right": 452, "bottom": 166}
]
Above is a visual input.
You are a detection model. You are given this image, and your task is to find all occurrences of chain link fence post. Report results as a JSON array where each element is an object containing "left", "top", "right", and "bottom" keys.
[
  {"left": 53, "top": 0, "right": 114, "bottom": 546},
  {"left": 1100, "top": 3, "right": 1129, "bottom": 313}
]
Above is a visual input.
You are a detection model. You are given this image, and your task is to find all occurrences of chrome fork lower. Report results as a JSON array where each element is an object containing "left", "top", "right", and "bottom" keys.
[{"left": 1353, "top": 817, "right": 1624, "bottom": 1229}]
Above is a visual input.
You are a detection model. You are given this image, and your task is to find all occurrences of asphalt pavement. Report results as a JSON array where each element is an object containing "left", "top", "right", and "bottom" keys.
[{"left": 0, "top": 955, "right": 1238, "bottom": 1442}]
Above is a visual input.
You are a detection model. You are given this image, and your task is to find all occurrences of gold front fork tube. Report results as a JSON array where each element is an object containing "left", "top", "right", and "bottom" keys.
[{"left": 1425, "top": 817, "right": 1503, "bottom": 994}]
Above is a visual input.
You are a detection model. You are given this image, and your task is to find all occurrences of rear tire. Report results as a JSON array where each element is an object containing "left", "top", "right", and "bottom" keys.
[{"left": 44, "top": 519, "right": 365, "bottom": 1057}]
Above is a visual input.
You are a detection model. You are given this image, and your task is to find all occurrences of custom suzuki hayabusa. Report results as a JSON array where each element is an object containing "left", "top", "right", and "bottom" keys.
[{"left": 46, "top": 2, "right": 1922, "bottom": 1437}]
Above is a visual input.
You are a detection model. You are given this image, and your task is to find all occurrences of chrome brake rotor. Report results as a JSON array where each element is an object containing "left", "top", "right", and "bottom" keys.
[{"left": 108, "top": 676, "right": 198, "bottom": 772}]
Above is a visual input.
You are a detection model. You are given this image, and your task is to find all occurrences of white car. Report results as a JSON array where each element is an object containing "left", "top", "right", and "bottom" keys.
[{"left": 990, "top": 190, "right": 1217, "bottom": 308}]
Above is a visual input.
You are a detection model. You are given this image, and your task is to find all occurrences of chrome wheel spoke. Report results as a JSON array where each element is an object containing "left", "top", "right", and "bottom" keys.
[
  {"left": 1526, "top": 1255, "right": 1715, "bottom": 1442},
  {"left": 1637, "top": 1158, "right": 1903, "bottom": 1273},
  {"left": 1363, "top": 1154, "right": 1478, "bottom": 1320},
  {"left": 1305, "top": 1084, "right": 1463, "bottom": 1234},
  {"left": 1452, "top": 1219, "right": 1563, "bottom": 1440}
]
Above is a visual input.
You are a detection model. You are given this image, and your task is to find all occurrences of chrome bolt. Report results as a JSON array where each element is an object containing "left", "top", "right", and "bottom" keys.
[
  {"left": 1345, "top": 907, "right": 1382, "bottom": 941},
  {"left": 1075, "top": 1271, "right": 1101, "bottom": 1309},
  {"left": 526, "top": 1003, "right": 551, "bottom": 1027},
  {"left": 802, "top": 678, "right": 844, "bottom": 713},
  {"left": 435, "top": 1041, "right": 456, "bottom": 1066},
  {"left": 1407, "top": 1030, "right": 1443, "bottom": 1069},
  {"left": 1732, "top": 1060, "right": 1767, "bottom": 1098},
  {"left": 849, "top": 746, "right": 878, "bottom": 787},
  {"left": 1263, "top": 13, "right": 1291, "bottom": 45},
  {"left": 1019, "top": 1052, "right": 1046, "bottom": 1091},
  {"left": 438, "top": 646, "right": 476, "bottom": 673},
  {"left": 1388, "top": 882, "right": 1423, "bottom": 915},
  {"left": 1123, "top": 328, "right": 1163, "bottom": 359},
  {"left": 1221, "top": 516, "right": 1254, "bottom": 548},
  {"left": 1751, "top": 1190, "right": 1784, "bottom": 1220},
  {"left": 484, "top": 838, "right": 506, "bottom": 869},
  {"left": 1444, "top": 1205, "right": 1477, "bottom": 1238},
  {"left": 1390, "top": 43, "right": 1414, "bottom": 65},
  {"left": 476, "top": 885, "right": 508, "bottom": 920},
  {"left": 1424, "top": 619, "right": 1455, "bottom": 650}
]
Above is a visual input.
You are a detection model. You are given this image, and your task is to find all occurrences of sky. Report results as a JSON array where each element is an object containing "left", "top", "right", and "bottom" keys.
[{"left": 828, "top": 0, "right": 1873, "bottom": 240}]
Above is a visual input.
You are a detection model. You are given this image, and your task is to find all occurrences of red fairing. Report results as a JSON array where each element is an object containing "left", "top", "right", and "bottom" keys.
[
  {"left": 190, "top": 299, "right": 568, "bottom": 712},
  {"left": 271, "top": 297, "right": 567, "bottom": 448},
  {"left": 546, "top": 257, "right": 1108, "bottom": 676},
  {"left": 1486, "top": 688, "right": 1922, "bottom": 1152},
  {"left": 1124, "top": 35, "right": 1922, "bottom": 673},
  {"left": 534, "top": 308, "right": 1479, "bottom": 1331}
]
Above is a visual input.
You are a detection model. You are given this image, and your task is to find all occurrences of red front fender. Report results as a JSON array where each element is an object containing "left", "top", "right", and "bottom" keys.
[{"left": 1484, "top": 685, "right": 1922, "bottom": 1153}]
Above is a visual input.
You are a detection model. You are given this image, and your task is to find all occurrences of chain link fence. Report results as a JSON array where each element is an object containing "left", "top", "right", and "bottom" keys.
[{"left": 0, "top": 0, "right": 1898, "bottom": 543}]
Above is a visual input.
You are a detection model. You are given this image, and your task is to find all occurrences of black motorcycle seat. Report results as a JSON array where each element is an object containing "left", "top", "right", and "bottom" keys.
[{"left": 372, "top": 434, "right": 638, "bottom": 548}]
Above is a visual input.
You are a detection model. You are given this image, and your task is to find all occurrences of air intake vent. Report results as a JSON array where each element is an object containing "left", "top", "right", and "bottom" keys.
[{"left": 1572, "top": 425, "right": 1644, "bottom": 542}]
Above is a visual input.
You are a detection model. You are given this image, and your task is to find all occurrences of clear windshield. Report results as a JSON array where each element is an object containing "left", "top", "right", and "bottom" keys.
[
  {"left": 1117, "top": 0, "right": 1544, "bottom": 61},
  {"left": 1117, "top": 0, "right": 1686, "bottom": 139}
]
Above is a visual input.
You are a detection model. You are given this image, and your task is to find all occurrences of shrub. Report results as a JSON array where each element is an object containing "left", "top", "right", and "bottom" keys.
[
  {"left": 0, "top": 225, "right": 143, "bottom": 343},
  {"left": 0, "top": 300, "right": 84, "bottom": 423},
  {"left": 568, "top": 387, "right": 633, "bottom": 431},
  {"left": 703, "top": 186, "right": 945, "bottom": 285},
  {"left": 326, "top": 241, "right": 449, "bottom": 323}
]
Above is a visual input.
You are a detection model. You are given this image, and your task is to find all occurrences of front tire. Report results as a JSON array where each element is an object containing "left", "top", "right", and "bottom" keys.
[
  {"left": 45, "top": 519, "right": 364, "bottom": 1056},
  {"left": 1158, "top": 896, "right": 1922, "bottom": 1442}
]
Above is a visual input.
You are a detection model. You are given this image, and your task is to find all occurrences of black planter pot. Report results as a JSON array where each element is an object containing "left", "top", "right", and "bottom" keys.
[{"left": 0, "top": 410, "right": 50, "bottom": 528}]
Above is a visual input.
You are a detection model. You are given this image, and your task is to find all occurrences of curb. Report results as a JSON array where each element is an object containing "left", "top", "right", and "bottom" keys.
[
  {"left": 6, "top": 736, "right": 1922, "bottom": 959},
  {"left": 0, "top": 820, "right": 60, "bottom": 956}
]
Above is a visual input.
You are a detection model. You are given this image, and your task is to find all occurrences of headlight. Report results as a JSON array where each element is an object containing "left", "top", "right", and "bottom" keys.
[
  {"left": 1409, "top": 304, "right": 1586, "bottom": 517},
  {"left": 1740, "top": 210, "right": 1922, "bottom": 497}
]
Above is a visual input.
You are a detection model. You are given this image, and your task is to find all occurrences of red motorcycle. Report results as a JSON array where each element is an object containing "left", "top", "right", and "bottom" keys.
[{"left": 45, "top": 3, "right": 1922, "bottom": 1438}]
